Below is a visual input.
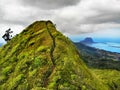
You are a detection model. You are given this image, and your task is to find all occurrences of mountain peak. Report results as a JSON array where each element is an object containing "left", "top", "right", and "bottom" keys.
[
  {"left": 22, "top": 20, "right": 56, "bottom": 33},
  {"left": 80, "top": 37, "right": 94, "bottom": 44},
  {"left": 0, "top": 21, "right": 107, "bottom": 90}
]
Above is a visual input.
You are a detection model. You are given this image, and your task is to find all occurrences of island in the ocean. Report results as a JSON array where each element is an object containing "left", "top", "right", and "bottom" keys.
[{"left": 80, "top": 37, "right": 95, "bottom": 44}]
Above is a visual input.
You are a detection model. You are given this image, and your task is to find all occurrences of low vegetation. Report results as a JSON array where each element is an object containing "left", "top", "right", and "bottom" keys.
[{"left": 91, "top": 69, "right": 120, "bottom": 90}]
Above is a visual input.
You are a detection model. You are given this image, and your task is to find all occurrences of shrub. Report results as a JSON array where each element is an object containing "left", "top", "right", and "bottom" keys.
[
  {"left": 2, "top": 66, "right": 12, "bottom": 76},
  {"left": 7, "top": 74, "right": 24, "bottom": 90},
  {"left": 0, "top": 75, "right": 7, "bottom": 84},
  {"left": 29, "top": 69, "right": 37, "bottom": 77},
  {"left": 31, "top": 87, "right": 46, "bottom": 90},
  {"left": 37, "top": 46, "right": 48, "bottom": 52},
  {"left": 33, "top": 57, "right": 41, "bottom": 68},
  {"left": 17, "top": 83, "right": 29, "bottom": 90},
  {"left": 33, "top": 56, "right": 47, "bottom": 68}
]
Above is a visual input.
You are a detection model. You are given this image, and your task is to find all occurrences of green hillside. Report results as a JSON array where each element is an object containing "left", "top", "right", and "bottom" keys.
[
  {"left": 0, "top": 20, "right": 107, "bottom": 90},
  {"left": 91, "top": 69, "right": 120, "bottom": 90}
]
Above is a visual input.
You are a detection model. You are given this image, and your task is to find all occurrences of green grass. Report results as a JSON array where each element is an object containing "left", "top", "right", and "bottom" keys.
[
  {"left": 0, "top": 20, "right": 110, "bottom": 90},
  {"left": 91, "top": 69, "right": 120, "bottom": 90},
  {"left": 2, "top": 66, "right": 12, "bottom": 76}
]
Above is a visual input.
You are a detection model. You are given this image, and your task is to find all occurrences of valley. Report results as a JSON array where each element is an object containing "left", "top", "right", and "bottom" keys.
[{"left": 74, "top": 42, "right": 120, "bottom": 70}]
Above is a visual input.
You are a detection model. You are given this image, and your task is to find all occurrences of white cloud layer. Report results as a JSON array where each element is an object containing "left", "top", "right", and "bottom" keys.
[{"left": 0, "top": 0, "right": 120, "bottom": 40}]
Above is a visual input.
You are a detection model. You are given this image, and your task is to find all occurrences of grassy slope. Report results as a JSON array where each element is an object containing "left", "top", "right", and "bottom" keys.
[
  {"left": 0, "top": 21, "right": 107, "bottom": 90},
  {"left": 91, "top": 69, "right": 120, "bottom": 90}
]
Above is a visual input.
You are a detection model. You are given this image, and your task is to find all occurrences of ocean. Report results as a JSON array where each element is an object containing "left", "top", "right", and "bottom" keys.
[{"left": 87, "top": 42, "right": 120, "bottom": 53}]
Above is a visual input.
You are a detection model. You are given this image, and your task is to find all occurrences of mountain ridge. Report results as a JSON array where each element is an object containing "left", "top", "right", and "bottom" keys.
[{"left": 0, "top": 20, "right": 107, "bottom": 90}]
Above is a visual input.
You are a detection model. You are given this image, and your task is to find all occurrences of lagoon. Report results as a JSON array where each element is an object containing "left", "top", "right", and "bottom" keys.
[{"left": 87, "top": 42, "right": 120, "bottom": 53}]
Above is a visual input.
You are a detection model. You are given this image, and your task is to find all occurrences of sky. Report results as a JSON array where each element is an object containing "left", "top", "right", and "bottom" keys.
[
  {"left": 0, "top": 0, "right": 120, "bottom": 43},
  {"left": 69, "top": 29, "right": 120, "bottom": 42}
]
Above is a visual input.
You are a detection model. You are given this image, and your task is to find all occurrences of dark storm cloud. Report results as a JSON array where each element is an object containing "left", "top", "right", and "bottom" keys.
[
  {"left": 21, "top": 0, "right": 80, "bottom": 9},
  {"left": 84, "top": 8, "right": 120, "bottom": 24}
]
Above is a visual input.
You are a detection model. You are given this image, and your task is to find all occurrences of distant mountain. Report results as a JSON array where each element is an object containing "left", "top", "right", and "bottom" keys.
[
  {"left": 80, "top": 37, "right": 95, "bottom": 44},
  {"left": 0, "top": 21, "right": 107, "bottom": 90}
]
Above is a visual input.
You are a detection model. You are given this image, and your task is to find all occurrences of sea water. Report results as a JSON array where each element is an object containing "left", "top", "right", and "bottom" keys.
[{"left": 87, "top": 42, "right": 120, "bottom": 53}]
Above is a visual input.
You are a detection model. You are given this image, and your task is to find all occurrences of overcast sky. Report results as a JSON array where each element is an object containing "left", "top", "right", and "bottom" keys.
[{"left": 0, "top": 0, "right": 120, "bottom": 42}]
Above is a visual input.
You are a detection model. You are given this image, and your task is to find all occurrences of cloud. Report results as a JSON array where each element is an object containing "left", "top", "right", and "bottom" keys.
[
  {"left": 83, "top": 0, "right": 120, "bottom": 24},
  {"left": 0, "top": 5, "right": 5, "bottom": 23},
  {"left": 0, "top": 0, "right": 120, "bottom": 41},
  {"left": 52, "top": 0, "right": 120, "bottom": 34},
  {"left": 0, "top": 0, "right": 36, "bottom": 25},
  {"left": 0, "top": 0, "right": 58, "bottom": 26},
  {"left": 21, "top": 0, "right": 80, "bottom": 9}
]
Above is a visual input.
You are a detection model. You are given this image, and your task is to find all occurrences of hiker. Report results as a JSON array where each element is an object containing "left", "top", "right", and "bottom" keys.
[{"left": 2, "top": 28, "right": 13, "bottom": 42}]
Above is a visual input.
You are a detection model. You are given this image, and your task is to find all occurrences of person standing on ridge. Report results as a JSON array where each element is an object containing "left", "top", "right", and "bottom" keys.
[{"left": 2, "top": 28, "right": 13, "bottom": 42}]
